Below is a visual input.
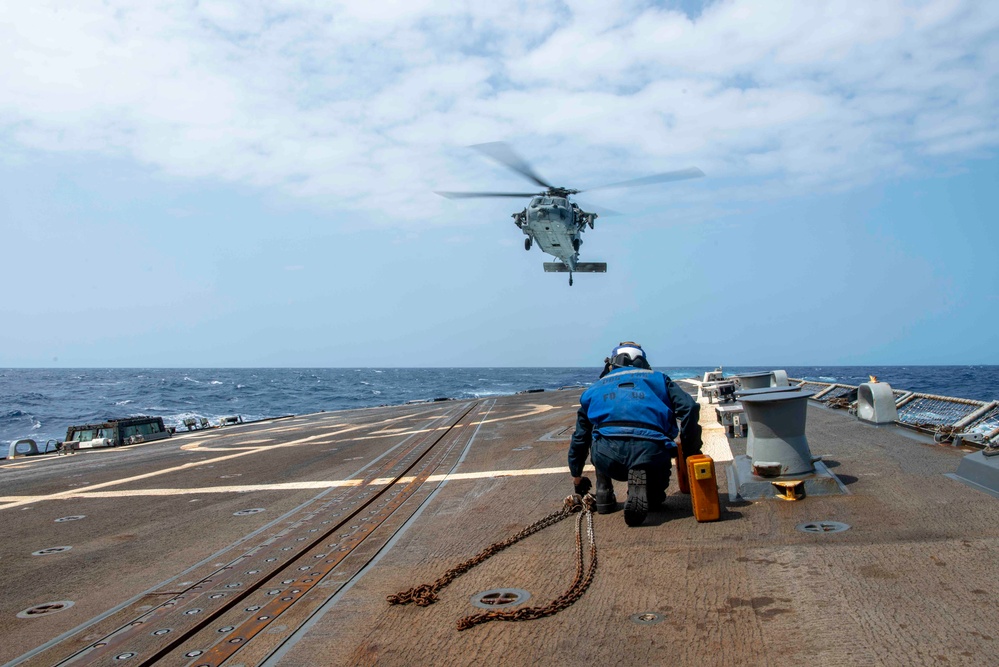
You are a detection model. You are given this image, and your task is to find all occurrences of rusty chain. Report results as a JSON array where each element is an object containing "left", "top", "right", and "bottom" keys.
[{"left": 387, "top": 493, "right": 598, "bottom": 630}]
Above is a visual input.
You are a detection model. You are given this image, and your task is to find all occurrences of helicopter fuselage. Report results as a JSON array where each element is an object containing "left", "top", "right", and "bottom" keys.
[
  {"left": 434, "top": 141, "right": 702, "bottom": 285},
  {"left": 514, "top": 195, "right": 595, "bottom": 271}
]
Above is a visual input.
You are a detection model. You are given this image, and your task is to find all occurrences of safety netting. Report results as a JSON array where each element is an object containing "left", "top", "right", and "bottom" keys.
[
  {"left": 797, "top": 382, "right": 830, "bottom": 395},
  {"left": 896, "top": 396, "right": 984, "bottom": 428},
  {"left": 963, "top": 403, "right": 999, "bottom": 436},
  {"left": 818, "top": 385, "right": 856, "bottom": 401}
]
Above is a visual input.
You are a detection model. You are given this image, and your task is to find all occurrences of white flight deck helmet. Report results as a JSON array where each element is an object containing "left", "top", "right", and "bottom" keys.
[{"left": 609, "top": 341, "right": 650, "bottom": 369}]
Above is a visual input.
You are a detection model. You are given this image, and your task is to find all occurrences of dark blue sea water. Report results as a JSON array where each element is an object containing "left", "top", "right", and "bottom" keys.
[{"left": 2, "top": 366, "right": 997, "bottom": 449}]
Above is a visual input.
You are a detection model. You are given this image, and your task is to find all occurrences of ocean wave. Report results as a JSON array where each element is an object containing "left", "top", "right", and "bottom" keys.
[
  {"left": 210, "top": 381, "right": 223, "bottom": 385},
  {"left": 819, "top": 376, "right": 836, "bottom": 382},
  {"left": 5, "top": 367, "right": 996, "bottom": 448}
]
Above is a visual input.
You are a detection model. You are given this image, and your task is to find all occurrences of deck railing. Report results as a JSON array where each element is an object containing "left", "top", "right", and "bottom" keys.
[{"left": 787, "top": 378, "right": 998, "bottom": 446}]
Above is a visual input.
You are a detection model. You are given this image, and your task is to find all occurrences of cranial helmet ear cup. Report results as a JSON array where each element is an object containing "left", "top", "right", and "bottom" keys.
[{"left": 610, "top": 353, "right": 635, "bottom": 368}]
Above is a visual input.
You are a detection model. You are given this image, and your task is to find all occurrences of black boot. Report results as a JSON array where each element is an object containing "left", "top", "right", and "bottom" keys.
[
  {"left": 649, "top": 466, "right": 670, "bottom": 510},
  {"left": 625, "top": 467, "right": 649, "bottom": 526},
  {"left": 594, "top": 471, "right": 618, "bottom": 514}
]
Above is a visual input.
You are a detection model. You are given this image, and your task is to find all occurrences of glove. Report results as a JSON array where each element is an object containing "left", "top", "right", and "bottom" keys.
[{"left": 574, "top": 476, "right": 592, "bottom": 496}]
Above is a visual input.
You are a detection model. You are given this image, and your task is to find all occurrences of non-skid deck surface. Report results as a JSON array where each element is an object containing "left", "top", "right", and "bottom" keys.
[{"left": 1, "top": 389, "right": 995, "bottom": 666}]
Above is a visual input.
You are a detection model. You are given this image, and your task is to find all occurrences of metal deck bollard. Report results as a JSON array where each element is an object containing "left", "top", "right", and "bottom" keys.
[
  {"left": 733, "top": 371, "right": 773, "bottom": 390},
  {"left": 734, "top": 386, "right": 801, "bottom": 455},
  {"left": 740, "top": 389, "right": 817, "bottom": 476}
]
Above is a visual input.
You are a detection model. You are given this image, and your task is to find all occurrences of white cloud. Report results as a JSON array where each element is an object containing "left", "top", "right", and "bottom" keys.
[{"left": 1, "top": 0, "right": 996, "bottom": 222}]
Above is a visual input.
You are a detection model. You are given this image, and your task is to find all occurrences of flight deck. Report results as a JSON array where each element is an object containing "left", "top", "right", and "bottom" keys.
[{"left": 1, "top": 385, "right": 996, "bottom": 666}]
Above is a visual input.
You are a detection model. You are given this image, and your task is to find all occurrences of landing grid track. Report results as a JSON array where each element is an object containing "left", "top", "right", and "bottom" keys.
[{"left": 18, "top": 399, "right": 490, "bottom": 667}]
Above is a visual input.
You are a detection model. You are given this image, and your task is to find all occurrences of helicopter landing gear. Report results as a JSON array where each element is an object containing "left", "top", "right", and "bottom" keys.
[
  {"left": 569, "top": 273, "right": 573, "bottom": 286},
  {"left": 525, "top": 237, "right": 532, "bottom": 251}
]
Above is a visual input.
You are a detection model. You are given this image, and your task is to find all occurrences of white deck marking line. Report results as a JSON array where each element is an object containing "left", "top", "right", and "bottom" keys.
[
  {"left": 258, "top": 400, "right": 502, "bottom": 665},
  {"left": 0, "top": 412, "right": 455, "bottom": 667},
  {"left": 0, "top": 431, "right": 373, "bottom": 510},
  {"left": 349, "top": 404, "right": 557, "bottom": 441},
  {"left": 0, "top": 465, "right": 598, "bottom": 502},
  {"left": 0, "top": 406, "right": 469, "bottom": 511},
  {"left": 0, "top": 404, "right": 560, "bottom": 510},
  {"left": 177, "top": 409, "right": 444, "bottom": 452}
]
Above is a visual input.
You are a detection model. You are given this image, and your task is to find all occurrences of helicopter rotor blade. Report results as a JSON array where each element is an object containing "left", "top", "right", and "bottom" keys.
[
  {"left": 582, "top": 167, "right": 705, "bottom": 192},
  {"left": 435, "top": 191, "right": 541, "bottom": 199},
  {"left": 469, "top": 142, "right": 554, "bottom": 189},
  {"left": 575, "top": 200, "right": 622, "bottom": 217}
]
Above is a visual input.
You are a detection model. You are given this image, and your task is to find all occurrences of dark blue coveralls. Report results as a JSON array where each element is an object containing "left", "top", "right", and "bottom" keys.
[{"left": 568, "top": 367, "right": 702, "bottom": 500}]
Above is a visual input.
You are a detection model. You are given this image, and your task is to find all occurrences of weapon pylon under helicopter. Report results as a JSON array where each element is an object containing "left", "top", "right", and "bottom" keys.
[{"left": 436, "top": 142, "right": 704, "bottom": 285}]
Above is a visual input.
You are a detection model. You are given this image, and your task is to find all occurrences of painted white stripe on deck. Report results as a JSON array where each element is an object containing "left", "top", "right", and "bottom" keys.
[{"left": 0, "top": 465, "right": 596, "bottom": 502}]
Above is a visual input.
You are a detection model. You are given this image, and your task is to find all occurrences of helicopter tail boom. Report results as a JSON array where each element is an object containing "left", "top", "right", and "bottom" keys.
[{"left": 543, "top": 262, "right": 607, "bottom": 273}]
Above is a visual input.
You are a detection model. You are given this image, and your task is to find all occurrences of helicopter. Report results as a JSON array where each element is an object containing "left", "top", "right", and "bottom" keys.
[{"left": 435, "top": 142, "right": 704, "bottom": 285}]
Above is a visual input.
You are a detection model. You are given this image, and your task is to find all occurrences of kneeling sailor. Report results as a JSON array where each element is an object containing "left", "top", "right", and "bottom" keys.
[{"left": 569, "top": 342, "right": 702, "bottom": 526}]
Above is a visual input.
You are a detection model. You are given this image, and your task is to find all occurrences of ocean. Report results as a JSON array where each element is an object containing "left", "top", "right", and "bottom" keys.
[{"left": 2, "top": 366, "right": 998, "bottom": 449}]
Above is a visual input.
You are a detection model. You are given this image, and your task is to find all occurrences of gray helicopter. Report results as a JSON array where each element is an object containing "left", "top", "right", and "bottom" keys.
[{"left": 436, "top": 142, "right": 704, "bottom": 285}]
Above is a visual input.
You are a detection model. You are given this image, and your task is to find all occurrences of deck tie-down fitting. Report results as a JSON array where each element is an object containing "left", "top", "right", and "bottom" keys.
[{"left": 771, "top": 480, "right": 805, "bottom": 501}]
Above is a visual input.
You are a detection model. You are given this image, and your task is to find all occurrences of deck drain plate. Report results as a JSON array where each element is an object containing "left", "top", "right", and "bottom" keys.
[
  {"left": 233, "top": 508, "right": 265, "bottom": 516},
  {"left": 55, "top": 515, "right": 86, "bottom": 523},
  {"left": 796, "top": 521, "right": 850, "bottom": 534},
  {"left": 630, "top": 612, "right": 665, "bottom": 626},
  {"left": 17, "top": 600, "right": 75, "bottom": 618},
  {"left": 470, "top": 588, "right": 531, "bottom": 609},
  {"left": 32, "top": 546, "right": 72, "bottom": 556}
]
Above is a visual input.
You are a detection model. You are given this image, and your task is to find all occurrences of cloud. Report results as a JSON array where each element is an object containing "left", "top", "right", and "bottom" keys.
[{"left": 1, "top": 0, "right": 996, "bottom": 223}]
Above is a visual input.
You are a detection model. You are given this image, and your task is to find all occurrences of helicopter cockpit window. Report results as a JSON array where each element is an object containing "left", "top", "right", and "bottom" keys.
[
  {"left": 541, "top": 197, "right": 553, "bottom": 205},
  {"left": 553, "top": 198, "right": 567, "bottom": 207},
  {"left": 530, "top": 197, "right": 542, "bottom": 207}
]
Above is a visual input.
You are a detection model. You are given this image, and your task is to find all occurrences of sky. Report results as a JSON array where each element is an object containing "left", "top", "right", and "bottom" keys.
[{"left": 1, "top": 0, "right": 997, "bottom": 367}]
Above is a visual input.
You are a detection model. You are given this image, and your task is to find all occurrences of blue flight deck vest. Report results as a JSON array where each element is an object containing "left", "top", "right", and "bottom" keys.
[{"left": 580, "top": 368, "right": 679, "bottom": 443}]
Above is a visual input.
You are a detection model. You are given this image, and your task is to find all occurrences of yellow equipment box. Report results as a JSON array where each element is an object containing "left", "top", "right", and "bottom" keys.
[{"left": 686, "top": 454, "right": 720, "bottom": 522}]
